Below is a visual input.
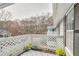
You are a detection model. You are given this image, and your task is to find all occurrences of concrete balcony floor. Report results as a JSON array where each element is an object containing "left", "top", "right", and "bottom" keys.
[{"left": 20, "top": 50, "right": 56, "bottom": 56}]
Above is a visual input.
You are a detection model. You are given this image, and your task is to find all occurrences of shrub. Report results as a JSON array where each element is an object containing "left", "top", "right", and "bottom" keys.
[{"left": 55, "top": 49, "right": 66, "bottom": 56}]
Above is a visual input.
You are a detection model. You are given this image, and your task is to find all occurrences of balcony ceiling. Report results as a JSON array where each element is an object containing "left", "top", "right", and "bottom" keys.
[{"left": 0, "top": 3, "right": 14, "bottom": 9}]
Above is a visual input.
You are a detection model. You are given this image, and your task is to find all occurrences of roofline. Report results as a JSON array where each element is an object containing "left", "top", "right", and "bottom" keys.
[{"left": 0, "top": 3, "right": 14, "bottom": 9}]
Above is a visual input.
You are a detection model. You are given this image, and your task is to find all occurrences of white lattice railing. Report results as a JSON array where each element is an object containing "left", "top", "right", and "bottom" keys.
[
  {"left": 0, "top": 34, "right": 64, "bottom": 56},
  {"left": 31, "top": 34, "right": 64, "bottom": 50}
]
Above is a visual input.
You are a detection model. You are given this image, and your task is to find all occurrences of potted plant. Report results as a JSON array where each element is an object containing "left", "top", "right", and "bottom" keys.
[
  {"left": 27, "top": 43, "right": 32, "bottom": 50},
  {"left": 55, "top": 49, "right": 66, "bottom": 56}
]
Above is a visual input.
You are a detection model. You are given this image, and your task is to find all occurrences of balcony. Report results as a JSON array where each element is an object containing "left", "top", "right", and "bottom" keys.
[{"left": 0, "top": 3, "right": 65, "bottom": 56}]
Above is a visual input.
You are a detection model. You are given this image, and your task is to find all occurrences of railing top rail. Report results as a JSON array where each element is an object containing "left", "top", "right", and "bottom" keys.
[{"left": 0, "top": 34, "right": 63, "bottom": 39}]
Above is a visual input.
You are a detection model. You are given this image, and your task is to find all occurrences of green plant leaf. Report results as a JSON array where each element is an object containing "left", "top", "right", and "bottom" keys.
[{"left": 55, "top": 49, "right": 66, "bottom": 56}]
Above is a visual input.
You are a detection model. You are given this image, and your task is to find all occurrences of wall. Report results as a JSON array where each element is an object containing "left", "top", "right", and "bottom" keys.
[
  {"left": 60, "top": 21, "right": 64, "bottom": 36},
  {"left": 53, "top": 3, "right": 73, "bottom": 27},
  {"left": 53, "top": 3, "right": 74, "bottom": 56},
  {"left": 74, "top": 4, "right": 79, "bottom": 56}
]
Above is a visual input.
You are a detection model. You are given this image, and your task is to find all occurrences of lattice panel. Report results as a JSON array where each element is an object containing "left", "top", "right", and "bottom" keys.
[
  {"left": 0, "top": 34, "right": 64, "bottom": 56},
  {"left": 32, "top": 35, "right": 64, "bottom": 50},
  {"left": 46, "top": 36, "right": 57, "bottom": 49},
  {"left": 56, "top": 36, "right": 64, "bottom": 49},
  {"left": 0, "top": 35, "right": 31, "bottom": 56}
]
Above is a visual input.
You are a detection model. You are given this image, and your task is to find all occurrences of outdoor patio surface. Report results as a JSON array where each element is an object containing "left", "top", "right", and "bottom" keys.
[{"left": 20, "top": 50, "right": 56, "bottom": 56}]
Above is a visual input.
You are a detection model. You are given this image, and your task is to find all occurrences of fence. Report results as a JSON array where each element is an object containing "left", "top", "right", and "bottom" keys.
[{"left": 0, "top": 34, "right": 64, "bottom": 56}]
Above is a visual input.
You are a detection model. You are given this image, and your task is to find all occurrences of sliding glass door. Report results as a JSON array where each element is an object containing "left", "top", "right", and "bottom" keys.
[{"left": 66, "top": 7, "right": 74, "bottom": 55}]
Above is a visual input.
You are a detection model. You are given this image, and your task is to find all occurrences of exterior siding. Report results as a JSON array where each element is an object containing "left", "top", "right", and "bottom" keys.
[{"left": 53, "top": 3, "right": 73, "bottom": 26}]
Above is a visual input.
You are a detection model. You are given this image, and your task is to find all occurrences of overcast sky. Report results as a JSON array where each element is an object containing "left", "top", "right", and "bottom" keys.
[{"left": 3, "top": 3, "right": 53, "bottom": 20}]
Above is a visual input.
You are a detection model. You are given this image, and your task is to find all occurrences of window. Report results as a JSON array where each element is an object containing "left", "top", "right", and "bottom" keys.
[
  {"left": 66, "top": 7, "right": 74, "bottom": 55},
  {"left": 66, "top": 8, "right": 74, "bottom": 30}
]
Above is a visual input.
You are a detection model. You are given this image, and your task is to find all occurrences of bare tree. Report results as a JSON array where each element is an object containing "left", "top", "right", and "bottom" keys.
[{"left": 0, "top": 10, "right": 12, "bottom": 21}]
